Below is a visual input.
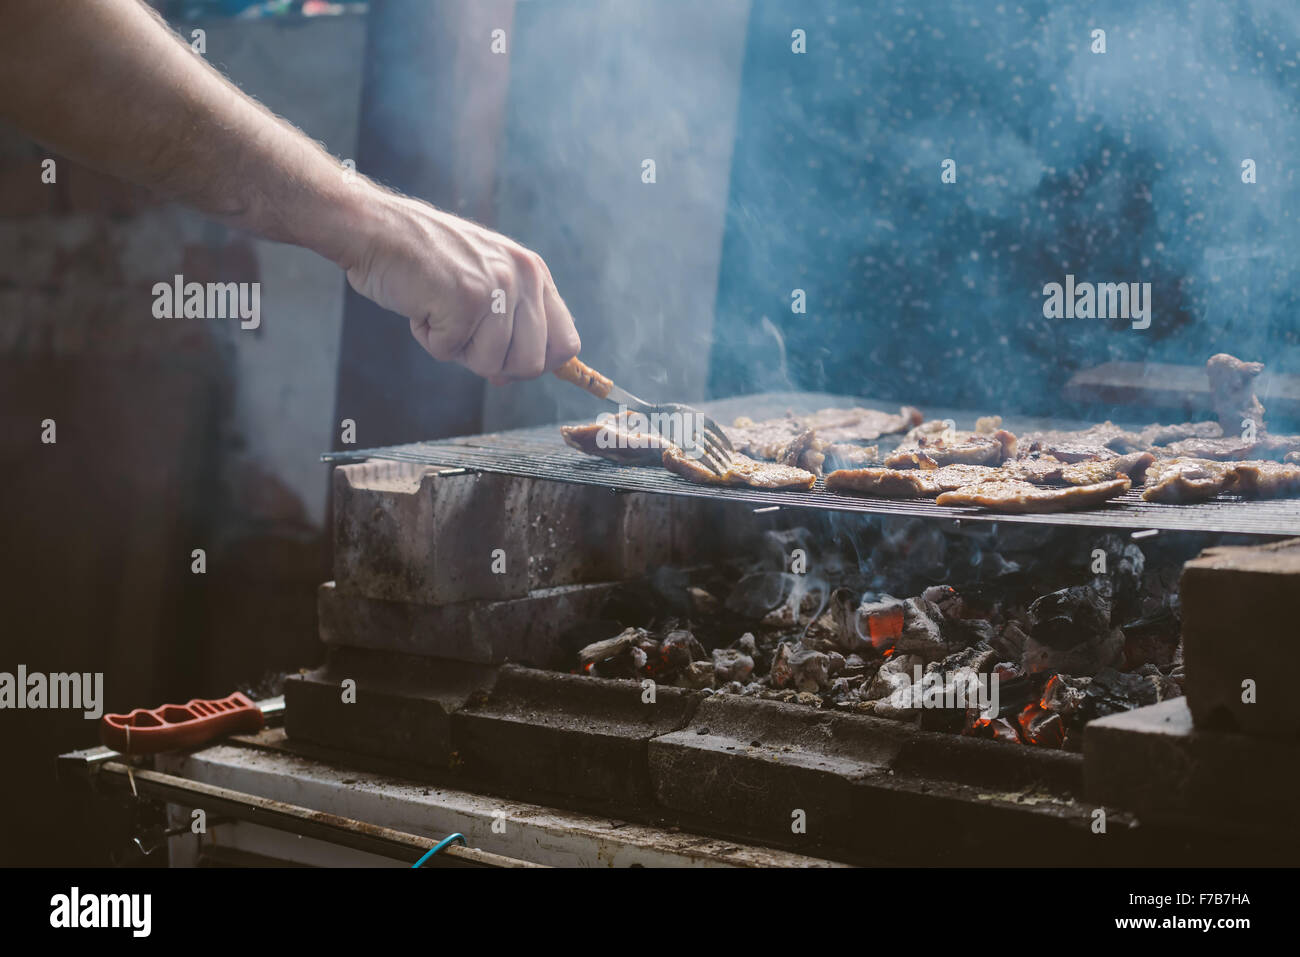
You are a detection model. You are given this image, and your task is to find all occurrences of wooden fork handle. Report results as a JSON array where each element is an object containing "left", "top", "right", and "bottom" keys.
[{"left": 554, "top": 356, "right": 614, "bottom": 400}]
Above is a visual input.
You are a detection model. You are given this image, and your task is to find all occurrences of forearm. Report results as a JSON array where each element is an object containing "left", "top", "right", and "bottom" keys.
[{"left": 0, "top": 0, "right": 363, "bottom": 264}]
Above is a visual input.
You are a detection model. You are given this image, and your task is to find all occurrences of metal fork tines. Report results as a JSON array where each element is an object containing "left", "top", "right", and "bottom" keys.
[
  {"left": 553, "top": 357, "right": 735, "bottom": 476},
  {"left": 625, "top": 399, "right": 735, "bottom": 477}
]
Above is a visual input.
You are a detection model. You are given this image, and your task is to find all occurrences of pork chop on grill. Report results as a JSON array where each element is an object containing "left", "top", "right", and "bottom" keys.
[
  {"left": 1140, "top": 458, "right": 1233, "bottom": 503},
  {"left": 1227, "top": 460, "right": 1300, "bottom": 499},
  {"left": 561, "top": 416, "right": 675, "bottom": 466},
  {"left": 729, "top": 405, "right": 920, "bottom": 474},
  {"left": 1023, "top": 420, "right": 1222, "bottom": 457},
  {"left": 1161, "top": 433, "right": 1300, "bottom": 461},
  {"left": 1056, "top": 451, "right": 1156, "bottom": 486},
  {"left": 825, "top": 463, "right": 998, "bottom": 497},
  {"left": 1142, "top": 457, "right": 1300, "bottom": 502},
  {"left": 1022, "top": 422, "right": 1143, "bottom": 455},
  {"left": 1206, "top": 352, "right": 1266, "bottom": 433},
  {"left": 662, "top": 445, "right": 816, "bottom": 490},
  {"left": 885, "top": 417, "right": 1018, "bottom": 467},
  {"left": 935, "top": 477, "right": 1131, "bottom": 513}
]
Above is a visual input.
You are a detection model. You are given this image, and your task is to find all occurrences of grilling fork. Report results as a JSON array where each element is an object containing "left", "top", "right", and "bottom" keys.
[{"left": 554, "top": 357, "right": 735, "bottom": 476}]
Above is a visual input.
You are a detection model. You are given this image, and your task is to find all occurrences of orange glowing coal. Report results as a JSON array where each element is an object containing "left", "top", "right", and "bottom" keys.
[
  {"left": 862, "top": 605, "right": 905, "bottom": 652},
  {"left": 1017, "top": 701, "right": 1064, "bottom": 747}
]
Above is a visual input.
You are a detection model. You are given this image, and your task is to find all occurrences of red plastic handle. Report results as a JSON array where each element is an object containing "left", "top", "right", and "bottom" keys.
[{"left": 99, "top": 692, "right": 264, "bottom": 754}]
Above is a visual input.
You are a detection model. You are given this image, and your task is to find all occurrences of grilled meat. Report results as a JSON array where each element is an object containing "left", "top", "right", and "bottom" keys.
[
  {"left": 885, "top": 417, "right": 1018, "bottom": 467},
  {"left": 828, "top": 451, "right": 1152, "bottom": 501},
  {"left": 662, "top": 445, "right": 816, "bottom": 490},
  {"left": 1022, "top": 422, "right": 1143, "bottom": 455},
  {"left": 1162, "top": 433, "right": 1300, "bottom": 461},
  {"left": 1024, "top": 420, "right": 1222, "bottom": 457},
  {"left": 1058, "top": 451, "right": 1155, "bottom": 486},
  {"left": 1143, "top": 457, "right": 1300, "bottom": 502},
  {"left": 1135, "top": 421, "right": 1222, "bottom": 447},
  {"left": 729, "top": 405, "right": 920, "bottom": 475},
  {"left": 1140, "top": 458, "right": 1233, "bottom": 503},
  {"left": 821, "top": 443, "right": 880, "bottom": 471},
  {"left": 1225, "top": 460, "right": 1300, "bottom": 499},
  {"left": 825, "top": 463, "right": 998, "bottom": 497},
  {"left": 935, "top": 477, "right": 1131, "bottom": 513},
  {"left": 561, "top": 417, "right": 675, "bottom": 466},
  {"left": 1206, "top": 352, "right": 1266, "bottom": 432}
]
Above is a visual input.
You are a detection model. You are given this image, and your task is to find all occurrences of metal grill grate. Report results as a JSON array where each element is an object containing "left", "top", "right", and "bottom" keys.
[{"left": 322, "top": 393, "right": 1300, "bottom": 537}]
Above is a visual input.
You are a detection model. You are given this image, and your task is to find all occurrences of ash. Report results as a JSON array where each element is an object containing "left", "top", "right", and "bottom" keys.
[{"left": 560, "top": 516, "right": 1222, "bottom": 750}]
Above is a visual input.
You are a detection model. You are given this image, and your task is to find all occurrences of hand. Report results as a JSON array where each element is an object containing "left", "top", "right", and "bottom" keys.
[{"left": 339, "top": 187, "right": 580, "bottom": 384}]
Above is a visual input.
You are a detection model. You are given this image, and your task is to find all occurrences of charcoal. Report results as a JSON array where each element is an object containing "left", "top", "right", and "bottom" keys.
[
  {"left": 828, "top": 676, "right": 854, "bottom": 699},
  {"left": 1018, "top": 707, "right": 1065, "bottom": 747},
  {"left": 896, "top": 597, "right": 956, "bottom": 660},
  {"left": 661, "top": 629, "right": 705, "bottom": 672},
  {"left": 1081, "top": 667, "right": 1177, "bottom": 722},
  {"left": 842, "top": 653, "right": 869, "bottom": 677},
  {"left": 940, "top": 616, "right": 997, "bottom": 648},
  {"left": 1090, "top": 534, "right": 1146, "bottom": 607},
  {"left": 1029, "top": 584, "right": 1113, "bottom": 649},
  {"left": 1023, "top": 626, "right": 1124, "bottom": 675},
  {"left": 864, "top": 653, "right": 925, "bottom": 701},
  {"left": 850, "top": 593, "right": 908, "bottom": 655},
  {"left": 826, "top": 651, "right": 846, "bottom": 677},
  {"left": 725, "top": 571, "right": 796, "bottom": 618},
  {"left": 768, "top": 641, "right": 794, "bottom": 688},
  {"left": 712, "top": 647, "right": 755, "bottom": 684},
  {"left": 938, "top": 641, "right": 999, "bottom": 675},
  {"left": 681, "top": 660, "right": 715, "bottom": 690},
  {"left": 1121, "top": 608, "right": 1181, "bottom": 670},
  {"left": 789, "top": 649, "right": 830, "bottom": 692},
  {"left": 1040, "top": 673, "right": 1089, "bottom": 720},
  {"left": 732, "top": 632, "right": 759, "bottom": 657},
  {"left": 578, "top": 628, "right": 645, "bottom": 677},
  {"left": 990, "top": 621, "right": 1029, "bottom": 661}
]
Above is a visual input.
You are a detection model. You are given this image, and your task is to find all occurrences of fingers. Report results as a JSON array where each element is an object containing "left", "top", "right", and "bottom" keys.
[
  {"left": 456, "top": 307, "right": 513, "bottom": 380},
  {"left": 463, "top": 248, "right": 579, "bottom": 383},
  {"left": 541, "top": 277, "right": 581, "bottom": 372},
  {"left": 499, "top": 254, "right": 548, "bottom": 380}
]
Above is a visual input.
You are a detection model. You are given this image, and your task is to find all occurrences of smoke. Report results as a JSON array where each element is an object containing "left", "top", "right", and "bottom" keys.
[{"left": 711, "top": 0, "right": 1300, "bottom": 414}]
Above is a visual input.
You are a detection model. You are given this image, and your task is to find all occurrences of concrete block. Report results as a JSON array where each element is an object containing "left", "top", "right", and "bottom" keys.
[
  {"left": 317, "top": 579, "right": 622, "bottom": 666},
  {"left": 649, "top": 694, "right": 1100, "bottom": 864},
  {"left": 333, "top": 461, "right": 530, "bottom": 604},
  {"left": 451, "top": 665, "right": 700, "bottom": 805},
  {"left": 1085, "top": 698, "right": 1300, "bottom": 846},
  {"left": 284, "top": 646, "right": 497, "bottom": 767},
  {"left": 1181, "top": 537, "right": 1300, "bottom": 737}
]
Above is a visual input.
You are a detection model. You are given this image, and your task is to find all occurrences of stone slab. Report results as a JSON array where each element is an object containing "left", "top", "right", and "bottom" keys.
[
  {"left": 1085, "top": 697, "right": 1300, "bottom": 846},
  {"left": 450, "top": 665, "right": 701, "bottom": 806},
  {"left": 317, "top": 579, "right": 622, "bottom": 666},
  {"left": 1181, "top": 537, "right": 1300, "bottom": 738},
  {"left": 284, "top": 647, "right": 498, "bottom": 767}
]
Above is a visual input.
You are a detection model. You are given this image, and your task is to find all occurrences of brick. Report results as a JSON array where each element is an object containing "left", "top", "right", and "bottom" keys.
[
  {"left": 649, "top": 694, "right": 1103, "bottom": 863},
  {"left": 1180, "top": 537, "right": 1300, "bottom": 738},
  {"left": 450, "top": 665, "right": 700, "bottom": 805},
  {"left": 317, "top": 579, "right": 622, "bottom": 666},
  {"left": 1085, "top": 698, "right": 1300, "bottom": 847},
  {"left": 284, "top": 646, "right": 497, "bottom": 766},
  {"left": 525, "top": 483, "right": 675, "bottom": 588},
  {"left": 334, "top": 462, "right": 683, "bottom": 603},
  {"left": 333, "top": 461, "right": 530, "bottom": 603}
]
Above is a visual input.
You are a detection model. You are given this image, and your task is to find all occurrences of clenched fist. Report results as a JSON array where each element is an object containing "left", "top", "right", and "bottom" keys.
[{"left": 339, "top": 187, "right": 581, "bottom": 385}]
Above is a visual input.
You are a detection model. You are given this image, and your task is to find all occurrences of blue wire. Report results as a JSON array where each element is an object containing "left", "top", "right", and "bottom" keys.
[{"left": 411, "top": 832, "right": 467, "bottom": 868}]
